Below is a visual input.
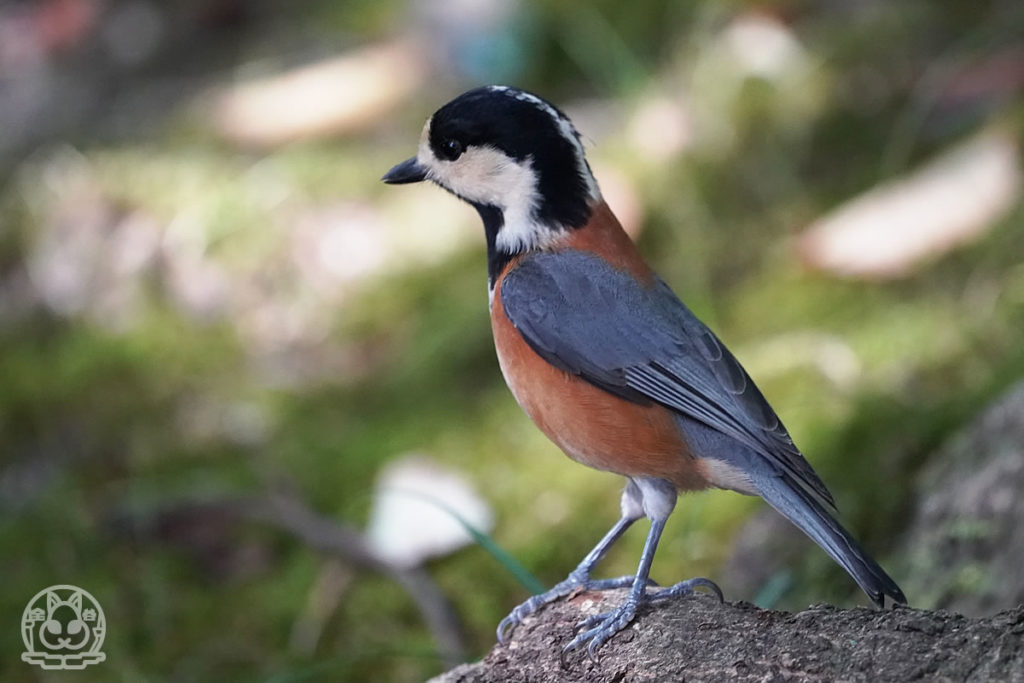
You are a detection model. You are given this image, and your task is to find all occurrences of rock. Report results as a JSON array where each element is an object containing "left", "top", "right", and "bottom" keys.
[
  {"left": 897, "top": 381, "right": 1024, "bottom": 616},
  {"left": 428, "top": 589, "right": 1024, "bottom": 682}
]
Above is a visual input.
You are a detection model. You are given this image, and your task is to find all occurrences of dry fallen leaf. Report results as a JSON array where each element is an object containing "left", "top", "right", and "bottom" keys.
[
  {"left": 798, "top": 130, "right": 1021, "bottom": 280},
  {"left": 213, "top": 38, "right": 427, "bottom": 147}
]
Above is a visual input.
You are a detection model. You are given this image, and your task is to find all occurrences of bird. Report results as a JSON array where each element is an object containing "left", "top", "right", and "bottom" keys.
[{"left": 382, "top": 85, "right": 907, "bottom": 659}]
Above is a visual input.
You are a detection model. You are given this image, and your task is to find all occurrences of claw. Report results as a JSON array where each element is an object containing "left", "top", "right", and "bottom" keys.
[
  {"left": 496, "top": 593, "right": 546, "bottom": 643},
  {"left": 496, "top": 615, "right": 515, "bottom": 644},
  {"left": 563, "top": 597, "right": 639, "bottom": 660},
  {"left": 497, "top": 573, "right": 640, "bottom": 644}
]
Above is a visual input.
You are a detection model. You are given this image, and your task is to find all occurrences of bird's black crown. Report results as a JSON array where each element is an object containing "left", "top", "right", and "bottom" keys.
[{"left": 427, "top": 86, "right": 596, "bottom": 230}]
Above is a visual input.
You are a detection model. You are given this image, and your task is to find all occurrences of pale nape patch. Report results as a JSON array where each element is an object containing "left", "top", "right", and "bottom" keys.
[{"left": 487, "top": 85, "right": 601, "bottom": 202}]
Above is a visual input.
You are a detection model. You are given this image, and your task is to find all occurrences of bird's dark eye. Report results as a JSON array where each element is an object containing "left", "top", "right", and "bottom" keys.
[{"left": 440, "top": 138, "right": 465, "bottom": 161}]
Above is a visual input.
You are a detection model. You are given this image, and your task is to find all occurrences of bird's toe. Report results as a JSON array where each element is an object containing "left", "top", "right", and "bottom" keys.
[
  {"left": 648, "top": 576, "right": 723, "bottom": 603},
  {"left": 563, "top": 598, "right": 639, "bottom": 661}
]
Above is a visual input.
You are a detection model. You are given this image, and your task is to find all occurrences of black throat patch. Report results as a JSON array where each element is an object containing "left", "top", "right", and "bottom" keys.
[{"left": 472, "top": 202, "right": 510, "bottom": 289}]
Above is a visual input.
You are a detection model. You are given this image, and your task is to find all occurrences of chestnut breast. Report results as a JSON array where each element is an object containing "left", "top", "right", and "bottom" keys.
[{"left": 488, "top": 202, "right": 710, "bottom": 492}]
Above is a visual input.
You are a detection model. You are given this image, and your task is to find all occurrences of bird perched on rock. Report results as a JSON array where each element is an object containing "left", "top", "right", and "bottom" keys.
[{"left": 382, "top": 85, "right": 906, "bottom": 659}]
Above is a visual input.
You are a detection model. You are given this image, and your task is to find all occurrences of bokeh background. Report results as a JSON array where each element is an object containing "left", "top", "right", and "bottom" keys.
[{"left": 2, "top": 0, "right": 1023, "bottom": 681}]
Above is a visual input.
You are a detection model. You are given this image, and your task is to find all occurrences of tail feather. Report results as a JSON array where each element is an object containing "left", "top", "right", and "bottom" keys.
[{"left": 754, "top": 474, "right": 906, "bottom": 607}]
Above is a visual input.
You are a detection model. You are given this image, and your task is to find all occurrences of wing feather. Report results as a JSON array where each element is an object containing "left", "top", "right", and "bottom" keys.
[{"left": 500, "top": 250, "right": 835, "bottom": 508}]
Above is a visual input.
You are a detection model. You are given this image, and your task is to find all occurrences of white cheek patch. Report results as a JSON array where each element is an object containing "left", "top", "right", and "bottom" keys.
[
  {"left": 417, "top": 120, "right": 557, "bottom": 255},
  {"left": 433, "top": 147, "right": 537, "bottom": 214}
]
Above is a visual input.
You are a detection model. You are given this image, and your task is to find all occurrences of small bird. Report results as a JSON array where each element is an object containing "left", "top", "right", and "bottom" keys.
[{"left": 382, "top": 85, "right": 906, "bottom": 658}]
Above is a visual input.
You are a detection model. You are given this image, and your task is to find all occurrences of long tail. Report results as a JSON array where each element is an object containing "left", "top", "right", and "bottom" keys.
[{"left": 754, "top": 473, "right": 907, "bottom": 607}]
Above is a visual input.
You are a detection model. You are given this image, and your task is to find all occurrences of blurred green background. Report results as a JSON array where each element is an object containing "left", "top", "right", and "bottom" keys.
[{"left": 2, "top": 0, "right": 1023, "bottom": 681}]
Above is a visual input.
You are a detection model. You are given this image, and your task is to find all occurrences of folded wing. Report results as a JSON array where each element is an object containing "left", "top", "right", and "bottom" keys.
[{"left": 500, "top": 250, "right": 835, "bottom": 508}]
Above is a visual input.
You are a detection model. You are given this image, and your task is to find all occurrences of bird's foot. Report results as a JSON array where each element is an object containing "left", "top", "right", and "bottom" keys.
[
  {"left": 562, "top": 576, "right": 723, "bottom": 662},
  {"left": 496, "top": 572, "right": 638, "bottom": 644}
]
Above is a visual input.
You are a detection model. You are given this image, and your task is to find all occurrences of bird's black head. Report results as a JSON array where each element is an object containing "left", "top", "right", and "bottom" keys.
[{"left": 382, "top": 86, "right": 601, "bottom": 263}]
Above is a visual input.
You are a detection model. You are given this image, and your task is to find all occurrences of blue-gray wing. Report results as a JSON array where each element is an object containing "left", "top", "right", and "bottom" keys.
[{"left": 500, "top": 250, "right": 835, "bottom": 508}]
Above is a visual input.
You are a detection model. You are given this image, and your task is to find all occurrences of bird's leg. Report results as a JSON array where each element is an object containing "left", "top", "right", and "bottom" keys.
[
  {"left": 496, "top": 515, "right": 637, "bottom": 643},
  {"left": 562, "top": 516, "right": 666, "bottom": 660},
  {"left": 496, "top": 482, "right": 646, "bottom": 644},
  {"left": 563, "top": 478, "right": 723, "bottom": 661}
]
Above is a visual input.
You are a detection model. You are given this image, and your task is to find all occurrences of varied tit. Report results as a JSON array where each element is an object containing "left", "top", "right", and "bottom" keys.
[{"left": 383, "top": 85, "right": 906, "bottom": 659}]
